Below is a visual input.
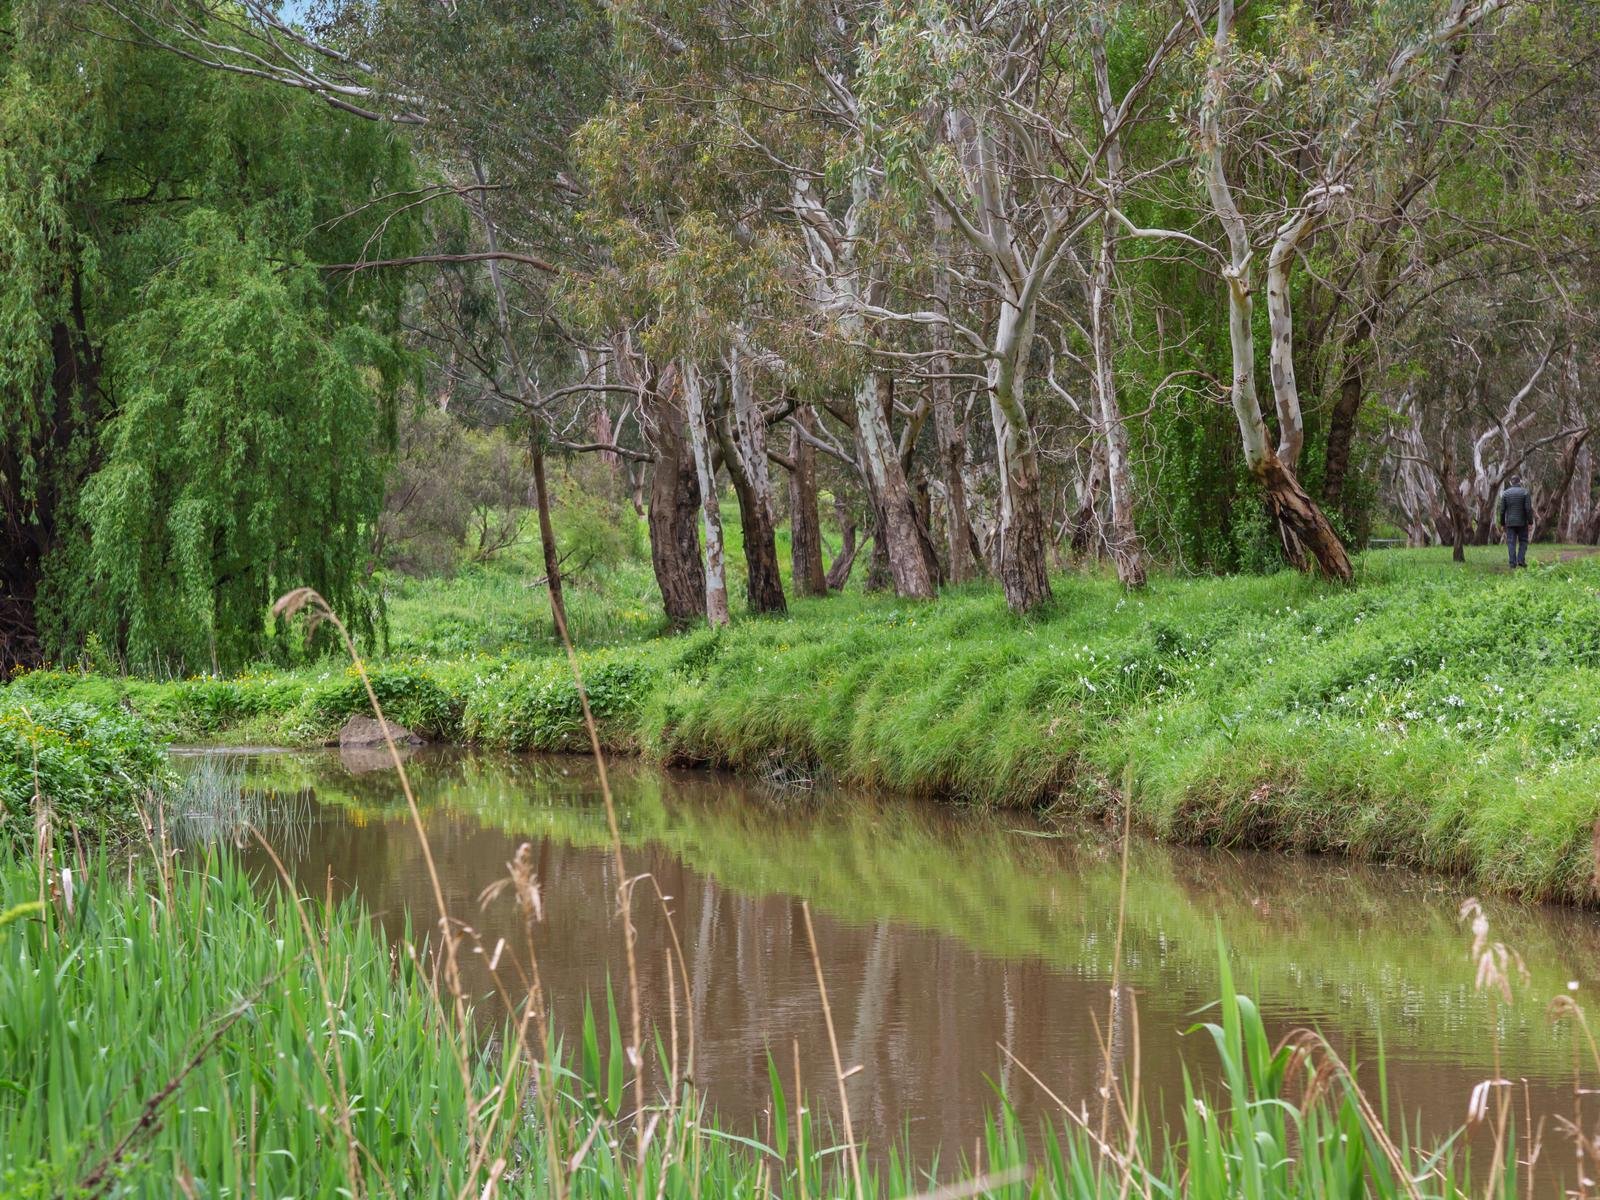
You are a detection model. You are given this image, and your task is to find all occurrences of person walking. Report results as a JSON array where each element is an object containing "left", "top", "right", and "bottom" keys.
[{"left": 1497, "top": 475, "right": 1533, "bottom": 568}]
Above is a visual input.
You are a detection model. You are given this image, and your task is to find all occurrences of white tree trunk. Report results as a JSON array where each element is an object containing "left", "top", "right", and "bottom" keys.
[
  {"left": 1199, "top": 0, "right": 1351, "bottom": 581},
  {"left": 1266, "top": 211, "right": 1316, "bottom": 468},
  {"left": 727, "top": 343, "right": 775, "bottom": 525},
  {"left": 682, "top": 361, "right": 730, "bottom": 627},
  {"left": 1199, "top": 4, "right": 1272, "bottom": 471},
  {"left": 1089, "top": 2, "right": 1147, "bottom": 589}
]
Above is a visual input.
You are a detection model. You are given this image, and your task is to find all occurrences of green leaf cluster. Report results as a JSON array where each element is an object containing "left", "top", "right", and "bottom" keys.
[{"left": 1, "top": 5, "right": 421, "bottom": 672}]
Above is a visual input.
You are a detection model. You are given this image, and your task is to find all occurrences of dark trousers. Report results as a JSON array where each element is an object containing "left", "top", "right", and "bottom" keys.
[{"left": 1506, "top": 525, "right": 1529, "bottom": 567}]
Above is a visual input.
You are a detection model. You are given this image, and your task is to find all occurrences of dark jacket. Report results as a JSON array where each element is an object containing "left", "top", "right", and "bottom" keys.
[{"left": 1498, "top": 485, "right": 1533, "bottom": 528}]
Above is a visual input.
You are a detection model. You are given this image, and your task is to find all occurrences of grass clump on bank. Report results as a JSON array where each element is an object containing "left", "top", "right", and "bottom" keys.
[
  {"left": 640, "top": 548, "right": 1600, "bottom": 902},
  {"left": 0, "top": 841, "right": 1542, "bottom": 1198},
  {"left": 10, "top": 545, "right": 1600, "bottom": 901},
  {"left": 0, "top": 694, "right": 168, "bottom": 851}
]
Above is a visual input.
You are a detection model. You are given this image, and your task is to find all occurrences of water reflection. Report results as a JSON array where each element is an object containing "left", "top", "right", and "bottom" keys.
[{"left": 179, "top": 748, "right": 1600, "bottom": 1163}]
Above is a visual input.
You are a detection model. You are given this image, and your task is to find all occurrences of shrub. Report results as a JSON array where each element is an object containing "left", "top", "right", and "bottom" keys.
[
  {"left": 285, "top": 662, "right": 460, "bottom": 742},
  {"left": 462, "top": 653, "right": 659, "bottom": 751},
  {"left": 0, "top": 697, "right": 169, "bottom": 848}
]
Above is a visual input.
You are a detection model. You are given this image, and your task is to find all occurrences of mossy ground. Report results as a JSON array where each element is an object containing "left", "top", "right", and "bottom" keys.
[{"left": 10, "top": 543, "right": 1600, "bottom": 901}]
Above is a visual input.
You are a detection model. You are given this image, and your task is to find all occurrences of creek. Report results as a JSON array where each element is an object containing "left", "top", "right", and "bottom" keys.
[{"left": 174, "top": 747, "right": 1600, "bottom": 1165}]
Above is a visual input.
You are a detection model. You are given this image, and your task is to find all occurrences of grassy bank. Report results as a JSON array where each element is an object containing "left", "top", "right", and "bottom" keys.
[
  {"left": 0, "top": 693, "right": 170, "bottom": 852},
  {"left": 9, "top": 545, "right": 1600, "bottom": 901},
  {"left": 0, "top": 843, "right": 1537, "bottom": 1197}
]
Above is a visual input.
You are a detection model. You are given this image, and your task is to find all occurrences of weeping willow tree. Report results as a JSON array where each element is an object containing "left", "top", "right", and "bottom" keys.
[{"left": 0, "top": 3, "right": 419, "bottom": 672}]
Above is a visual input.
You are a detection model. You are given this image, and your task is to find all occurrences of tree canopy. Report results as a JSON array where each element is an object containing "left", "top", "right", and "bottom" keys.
[
  {"left": 0, "top": 2, "right": 420, "bottom": 671},
  {"left": 4, "top": 0, "right": 1597, "bottom": 662}
]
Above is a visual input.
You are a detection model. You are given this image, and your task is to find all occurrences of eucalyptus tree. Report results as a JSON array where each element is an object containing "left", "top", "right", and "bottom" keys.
[
  {"left": 569, "top": 73, "right": 801, "bottom": 619},
  {"left": 662, "top": 0, "right": 944, "bottom": 602},
  {"left": 577, "top": 0, "right": 961, "bottom": 611},
  {"left": 789, "top": 173, "right": 940, "bottom": 601},
  {"left": 853, "top": 0, "right": 1192, "bottom": 610},
  {"left": 1115, "top": 0, "right": 1515, "bottom": 580}
]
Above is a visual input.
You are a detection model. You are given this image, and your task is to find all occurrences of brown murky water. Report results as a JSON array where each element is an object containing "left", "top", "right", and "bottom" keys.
[{"left": 175, "top": 747, "right": 1600, "bottom": 1164}]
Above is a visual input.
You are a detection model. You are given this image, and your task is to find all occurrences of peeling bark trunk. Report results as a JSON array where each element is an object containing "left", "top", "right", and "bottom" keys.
[
  {"left": 788, "top": 410, "right": 827, "bottom": 597},
  {"left": 1256, "top": 453, "right": 1354, "bottom": 578},
  {"left": 714, "top": 389, "right": 786, "bottom": 616},
  {"left": 1200, "top": 5, "right": 1351, "bottom": 582},
  {"left": 1265, "top": 212, "right": 1313, "bottom": 469},
  {"left": 990, "top": 303, "right": 1052, "bottom": 612},
  {"left": 644, "top": 366, "right": 706, "bottom": 628},
  {"left": 682, "top": 362, "right": 730, "bottom": 627},
  {"left": 931, "top": 207, "right": 977, "bottom": 583},
  {"left": 911, "top": 471, "right": 942, "bottom": 586},
  {"left": 728, "top": 345, "right": 776, "bottom": 525},
  {"left": 992, "top": 419, "right": 1052, "bottom": 611},
  {"left": 855, "top": 370, "right": 936, "bottom": 599}
]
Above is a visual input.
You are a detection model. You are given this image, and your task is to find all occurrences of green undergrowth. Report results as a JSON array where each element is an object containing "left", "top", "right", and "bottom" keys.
[
  {"left": 0, "top": 846, "right": 1523, "bottom": 1197},
  {"left": 379, "top": 506, "right": 841, "bottom": 658},
  {"left": 10, "top": 545, "right": 1600, "bottom": 900},
  {"left": 0, "top": 694, "right": 169, "bottom": 851}
]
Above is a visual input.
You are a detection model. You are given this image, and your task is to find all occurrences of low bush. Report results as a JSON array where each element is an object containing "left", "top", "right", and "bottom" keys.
[
  {"left": 0, "top": 696, "right": 169, "bottom": 848},
  {"left": 462, "top": 651, "right": 662, "bottom": 751},
  {"left": 282, "top": 661, "right": 461, "bottom": 742}
]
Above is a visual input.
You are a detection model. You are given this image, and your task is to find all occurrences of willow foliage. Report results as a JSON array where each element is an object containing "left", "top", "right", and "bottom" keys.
[
  {"left": 69, "top": 216, "right": 401, "bottom": 670},
  {"left": 1, "top": 4, "right": 418, "bottom": 672}
]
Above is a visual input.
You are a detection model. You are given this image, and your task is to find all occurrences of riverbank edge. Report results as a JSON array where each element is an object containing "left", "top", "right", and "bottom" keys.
[
  {"left": 139, "top": 702, "right": 1600, "bottom": 912},
  {"left": 11, "top": 555, "right": 1600, "bottom": 906},
  {"left": 15, "top": 665, "right": 1600, "bottom": 910}
]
